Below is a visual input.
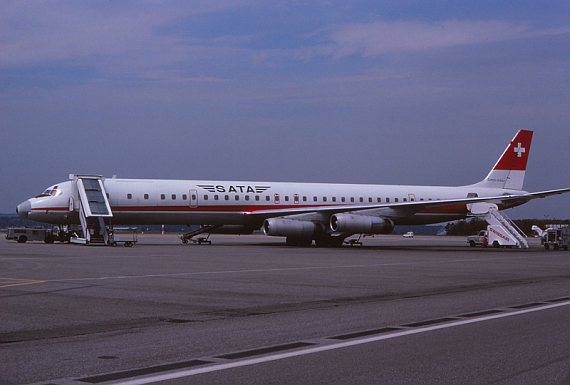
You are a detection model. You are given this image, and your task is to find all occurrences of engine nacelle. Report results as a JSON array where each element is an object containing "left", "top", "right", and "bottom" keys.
[
  {"left": 263, "top": 218, "right": 320, "bottom": 237},
  {"left": 330, "top": 214, "right": 394, "bottom": 234}
]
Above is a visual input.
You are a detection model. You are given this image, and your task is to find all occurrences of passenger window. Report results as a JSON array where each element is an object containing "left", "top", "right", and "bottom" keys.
[
  {"left": 403, "top": 198, "right": 407, "bottom": 202},
  {"left": 386, "top": 198, "right": 390, "bottom": 203},
  {"left": 245, "top": 195, "right": 250, "bottom": 201},
  {"left": 368, "top": 197, "right": 372, "bottom": 203},
  {"left": 341, "top": 197, "right": 346, "bottom": 202},
  {"left": 214, "top": 195, "right": 219, "bottom": 200},
  {"left": 395, "top": 198, "right": 399, "bottom": 202},
  {"left": 161, "top": 194, "right": 165, "bottom": 200},
  {"left": 274, "top": 194, "right": 280, "bottom": 204},
  {"left": 225, "top": 195, "right": 229, "bottom": 200},
  {"left": 204, "top": 195, "right": 208, "bottom": 200},
  {"left": 332, "top": 197, "right": 336, "bottom": 202},
  {"left": 359, "top": 197, "right": 364, "bottom": 203},
  {"left": 127, "top": 193, "right": 132, "bottom": 199},
  {"left": 303, "top": 196, "right": 307, "bottom": 202},
  {"left": 144, "top": 194, "right": 149, "bottom": 200},
  {"left": 285, "top": 196, "right": 289, "bottom": 202},
  {"left": 377, "top": 198, "right": 381, "bottom": 203},
  {"left": 351, "top": 197, "right": 355, "bottom": 202},
  {"left": 255, "top": 196, "right": 260, "bottom": 201},
  {"left": 182, "top": 194, "right": 187, "bottom": 200},
  {"left": 323, "top": 197, "right": 327, "bottom": 202},
  {"left": 172, "top": 194, "right": 176, "bottom": 200},
  {"left": 235, "top": 195, "right": 239, "bottom": 201}
]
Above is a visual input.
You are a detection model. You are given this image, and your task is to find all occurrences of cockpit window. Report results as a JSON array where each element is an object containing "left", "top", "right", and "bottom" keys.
[{"left": 36, "top": 186, "right": 62, "bottom": 198}]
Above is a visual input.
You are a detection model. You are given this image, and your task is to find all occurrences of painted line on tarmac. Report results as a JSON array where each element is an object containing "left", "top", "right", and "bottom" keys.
[
  {"left": 87, "top": 300, "right": 570, "bottom": 385},
  {"left": 0, "top": 277, "right": 46, "bottom": 289}
]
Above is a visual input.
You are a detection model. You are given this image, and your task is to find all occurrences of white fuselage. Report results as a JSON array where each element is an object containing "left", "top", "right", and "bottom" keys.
[{"left": 20, "top": 177, "right": 522, "bottom": 228}]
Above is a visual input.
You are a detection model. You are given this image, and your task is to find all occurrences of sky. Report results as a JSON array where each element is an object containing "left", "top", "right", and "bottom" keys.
[{"left": 1, "top": 0, "right": 569, "bottom": 220}]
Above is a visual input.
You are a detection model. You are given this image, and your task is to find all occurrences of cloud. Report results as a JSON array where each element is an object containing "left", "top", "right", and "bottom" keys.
[
  {"left": 313, "top": 20, "right": 570, "bottom": 58},
  {"left": 0, "top": 1, "right": 259, "bottom": 73}
]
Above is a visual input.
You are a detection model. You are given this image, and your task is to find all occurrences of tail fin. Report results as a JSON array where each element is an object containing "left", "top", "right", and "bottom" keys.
[{"left": 474, "top": 130, "right": 533, "bottom": 190}]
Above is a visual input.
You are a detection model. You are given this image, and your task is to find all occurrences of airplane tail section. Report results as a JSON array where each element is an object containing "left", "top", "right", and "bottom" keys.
[{"left": 473, "top": 130, "right": 533, "bottom": 190}]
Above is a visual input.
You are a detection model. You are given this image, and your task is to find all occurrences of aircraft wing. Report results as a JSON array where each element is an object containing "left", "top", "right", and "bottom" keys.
[
  {"left": 246, "top": 188, "right": 570, "bottom": 219},
  {"left": 523, "top": 188, "right": 570, "bottom": 199}
]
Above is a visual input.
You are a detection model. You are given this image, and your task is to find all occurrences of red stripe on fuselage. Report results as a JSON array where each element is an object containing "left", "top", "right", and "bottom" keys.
[
  {"left": 111, "top": 204, "right": 329, "bottom": 213},
  {"left": 31, "top": 207, "right": 69, "bottom": 212},
  {"left": 418, "top": 205, "right": 468, "bottom": 215}
]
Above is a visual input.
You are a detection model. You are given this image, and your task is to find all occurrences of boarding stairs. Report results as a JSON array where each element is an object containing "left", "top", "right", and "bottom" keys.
[
  {"left": 71, "top": 175, "right": 113, "bottom": 245},
  {"left": 179, "top": 225, "right": 221, "bottom": 244},
  {"left": 468, "top": 202, "right": 528, "bottom": 248}
]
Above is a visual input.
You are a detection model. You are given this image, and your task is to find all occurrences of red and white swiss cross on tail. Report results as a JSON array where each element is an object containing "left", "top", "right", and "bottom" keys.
[
  {"left": 475, "top": 130, "right": 533, "bottom": 190},
  {"left": 493, "top": 130, "right": 532, "bottom": 172}
]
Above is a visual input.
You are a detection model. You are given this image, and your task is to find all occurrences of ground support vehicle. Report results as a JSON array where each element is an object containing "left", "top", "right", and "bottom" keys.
[
  {"left": 467, "top": 230, "right": 488, "bottom": 247},
  {"left": 108, "top": 228, "right": 138, "bottom": 247},
  {"left": 486, "top": 225, "right": 521, "bottom": 248},
  {"left": 467, "top": 202, "right": 528, "bottom": 248},
  {"left": 541, "top": 227, "right": 570, "bottom": 250},
  {"left": 467, "top": 225, "right": 523, "bottom": 248},
  {"left": 6, "top": 227, "right": 54, "bottom": 243}
]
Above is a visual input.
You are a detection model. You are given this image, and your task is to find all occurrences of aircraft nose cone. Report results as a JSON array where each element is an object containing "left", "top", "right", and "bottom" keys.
[{"left": 16, "top": 200, "right": 31, "bottom": 218}]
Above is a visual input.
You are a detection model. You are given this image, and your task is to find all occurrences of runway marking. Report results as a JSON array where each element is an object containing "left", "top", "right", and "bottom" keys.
[
  {"left": 77, "top": 300, "right": 570, "bottom": 385},
  {"left": 0, "top": 277, "right": 46, "bottom": 289},
  {"left": 47, "top": 254, "right": 554, "bottom": 283}
]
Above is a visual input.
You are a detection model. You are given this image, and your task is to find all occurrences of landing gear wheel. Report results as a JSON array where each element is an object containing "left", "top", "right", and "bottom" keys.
[{"left": 286, "top": 237, "right": 299, "bottom": 246}]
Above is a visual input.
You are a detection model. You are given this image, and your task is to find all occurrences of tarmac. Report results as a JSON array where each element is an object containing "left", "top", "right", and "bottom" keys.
[{"left": 1, "top": 234, "right": 569, "bottom": 385}]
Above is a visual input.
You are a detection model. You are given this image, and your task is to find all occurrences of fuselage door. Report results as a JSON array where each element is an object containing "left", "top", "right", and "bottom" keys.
[
  {"left": 190, "top": 189, "right": 198, "bottom": 208},
  {"left": 466, "top": 192, "right": 478, "bottom": 212}
]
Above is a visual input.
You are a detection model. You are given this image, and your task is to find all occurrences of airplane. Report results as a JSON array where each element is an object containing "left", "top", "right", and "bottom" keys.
[{"left": 15, "top": 130, "right": 569, "bottom": 246}]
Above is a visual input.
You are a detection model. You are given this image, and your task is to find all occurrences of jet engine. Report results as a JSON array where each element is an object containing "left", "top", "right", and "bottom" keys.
[
  {"left": 263, "top": 218, "right": 321, "bottom": 237},
  {"left": 330, "top": 214, "right": 394, "bottom": 234}
]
